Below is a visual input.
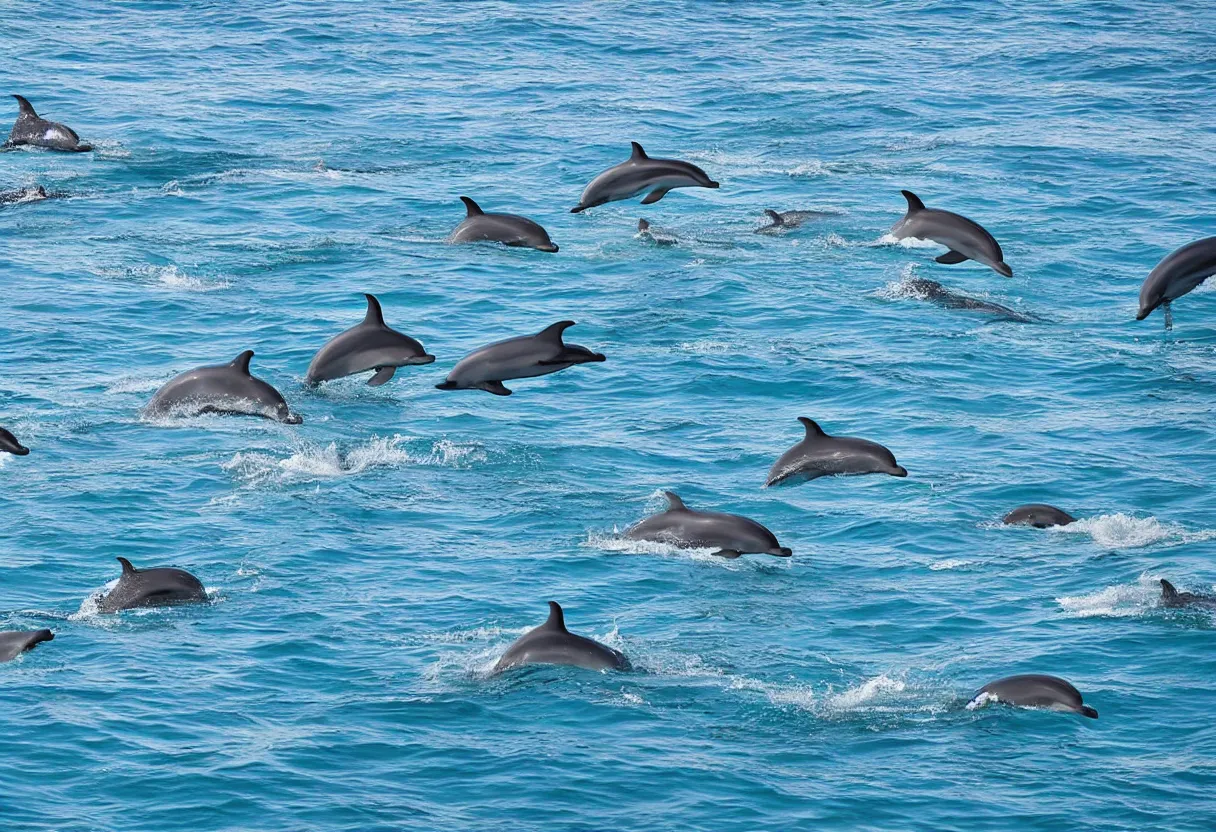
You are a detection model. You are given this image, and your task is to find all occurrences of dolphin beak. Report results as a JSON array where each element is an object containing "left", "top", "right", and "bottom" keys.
[
  {"left": 435, "top": 380, "right": 458, "bottom": 390},
  {"left": 707, "top": 181, "right": 720, "bottom": 189},
  {"left": 1135, "top": 308, "right": 1151, "bottom": 320},
  {"left": 13, "top": 445, "right": 30, "bottom": 455},
  {"left": 769, "top": 547, "right": 793, "bottom": 557},
  {"left": 413, "top": 354, "right": 437, "bottom": 365},
  {"left": 995, "top": 262, "right": 1014, "bottom": 278},
  {"left": 891, "top": 466, "right": 908, "bottom": 477},
  {"left": 538, "top": 243, "right": 559, "bottom": 253}
]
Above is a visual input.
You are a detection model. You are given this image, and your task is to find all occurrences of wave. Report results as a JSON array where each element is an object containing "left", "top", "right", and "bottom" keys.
[
  {"left": 94, "top": 263, "right": 230, "bottom": 292},
  {"left": 1056, "top": 572, "right": 1165, "bottom": 618},
  {"left": 1051, "top": 513, "right": 1216, "bottom": 549}
]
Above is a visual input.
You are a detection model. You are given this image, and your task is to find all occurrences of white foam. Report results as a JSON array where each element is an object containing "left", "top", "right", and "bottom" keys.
[
  {"left": 584, "top": 530, "right": 758, "bottom": 569},
  {"left": 874, "top": 233, "right": 942, "bottom": 249},
  {"left": 223, "top": 435, "right": 415, "bottom": 486},
  {"left": 1056, "top": 572, "right": 1164, "bottom": 618},
  {"left": 161, "top": 180, "right": 185, "bottom": 197},
  {"left": 929, "top": 559, "right": 973, "bottom": 571},
  {"left": 105, "top": 375, "right": 172, "bottom": 395},
  {"left": 678, "top": 340, "right": 733, "bottom": 355},
  {"left": 96, "top": 263, "right": 229, "bottom": 293},
  {"left": 1051, "top": 513, "right": 1216, "bottom": 549}
]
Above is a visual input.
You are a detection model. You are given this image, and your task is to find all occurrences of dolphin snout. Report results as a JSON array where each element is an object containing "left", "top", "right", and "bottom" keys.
[
  {"left": 891, "top": 465, "right": 908, "bottom": 477},
  {"left": 769, "top": 547, "right": 793, "bottom": 557},
  {"left": 1135, "top": 307, "right": 1152, "bottom": 320},
  {"left": 412, "top": 354, "right": 438, "bottom": 365},
  {"left": 538, "top": 243, "right": 559, "bottom": 253},
  {"left": 707, "top": 181, "right": 721, "bottom": 188},
  {"left": 995, "top": 262, "right": 1014, "bottom": 278}
]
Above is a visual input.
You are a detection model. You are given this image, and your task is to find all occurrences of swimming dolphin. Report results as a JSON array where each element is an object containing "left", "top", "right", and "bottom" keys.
[
  {"left": 969, "top": 674, "right": 1098, "bottom": 718},
  {"left": 1002, "top": 504, "right": 1076, "bottom": 528},
  {"left": 493, "top": 602, "right": 631, "bottom": 673},
  {"left": 435, "top": 320, "right": 605, "bottom": 396},
  {"left": 306, "top": 294, "right": 435, "bottom": 386},
  {"left": 765, "top": 417, "right": 907, "bottom": 487},
  {"left": 891, "top": 191, "right": 1013, "bottom": 277},
  {"left": 0, "top": 427, "right": 29, "bottom": 455},
  {"left": 146, "top": 350, "right": 302, "bottom": 423},
  {"left": 97, "top": 557, "right": 208, "bottom": 613},
  {"left": 571, "top": 142, "right": 719, "bottom": 213},
  {"left": 5, "top": 96, "right": 92, "bottom": 152},
  {"left": 0, "top": 629, "right": 53, "bottom": 663},
  {"left": 755, "top": 209, "right": 830, "bottom": 234},
  {"left": 1159, "top": 579, "right": 1216, "bottom": 610},
  {"left": 0, "top": 185, "right": 48, "bottom": 205},
  {"left": 636, "top": 218, "right": 678, "bottom": 246},
  {"left": 625, "top": 491, "right": 791, "bottom": 558},
  {"left": 1136, "top": 237, "right": 1216, "bottom": 330},
  {"left": 449, "top": 197, "right": 558, "bottom": 253},
  {"left": 905, "top": 277, "right": 1034, "bottom": 322}
]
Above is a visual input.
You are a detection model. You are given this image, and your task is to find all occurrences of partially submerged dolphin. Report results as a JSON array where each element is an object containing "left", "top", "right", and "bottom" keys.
[
  {"left": 5, "top": 95, "right": 92, "bottom": 152},
  {"left": 1159, "top": 579, "right": 1216, "bottom": 610},
  {"left": 146, "top": 350, "right": 302, "bottom": 423},
  {"left": 435, "top": 320, "right": 605, "bottom": 396},
  {"left": 1136, "top": 237, "right": 1216, "bottom": 330},
  {"left": 97, "top": 557, "right": 208, "bottom": 613},
  {"left": 306, "top": 294, "right": 435, "bottom": 386},
  {"left": 625, "top": 491, "right": 791, "bottom": 558},
  {"left": 1003, "top": 504, "right": 1076, "bottom": 528},
  {"left": 493, "top": 602, "right": 631, "bottom": 673},
  {"left": 905, "top": 277, "right": 1034, "bottom": 322},
  {"left": 0, "top": 427, "right": 29, "bottom": 455},
  {"left": 0, "top": 185, "right": 48, "bottom": 205},
  {"left": 571, "top": 142, "right": 719, "bottom": 213},
  {"left": 969, "top": 674, "right": 1098, "bottom": 718},
  {"left": 891, "top": 191, "right": 1013, "bottom": 277},
  {"left": 766, "top": 417, "right": 907, "bottom": 487},
  {"left": 0, "top": 629, "right": 53, "bottom": 663},
  {"left": 449, "top": 197, "right": 558, "bottom": 252},
  {"left": 636, "top": 218, "right": 678, "bottom": 246},
  {"left": 755, "top": 209, "right": 830, "bottom": 234}
]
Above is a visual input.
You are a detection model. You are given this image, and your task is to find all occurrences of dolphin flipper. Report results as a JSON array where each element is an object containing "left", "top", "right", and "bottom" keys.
[
  {"left": 640, "top": 188, "right": 670, "bottom": 205},
  {"left": 368, "top": 366, "right": 396, "bottom": 386},
  {"left": 477, "top": 381, "right": 512, "bottom": 396},
  {"left": 936, "top": 250, "right": 969, "bottom": 264}
]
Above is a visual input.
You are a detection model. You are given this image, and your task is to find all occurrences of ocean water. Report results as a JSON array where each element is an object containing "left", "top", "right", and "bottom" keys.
[{"left": 2, "top": 2, "right": 1215, "bottom": 830}]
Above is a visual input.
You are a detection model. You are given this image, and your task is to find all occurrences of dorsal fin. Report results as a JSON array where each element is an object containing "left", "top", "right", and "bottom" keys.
[
  {"left": 798, "top": 416, "right": 827, "bottom": 438},
  {"left": 536, "top": 320, "right": 575, "bottom": 342},
  {"left": 12, "top": 95, "right": 37, "bottom": 118},
  {"left": 1161, "top": 579, "right": 1179, "bottom": 600},
  {"left": 764, "top": 209, "right": 784, "bottom": 225},
  {"left": 630, "top": 141, "right": 647, "bottom": 160},
  {"left": 544, "top": 601, "right": 568, "bottom": 632},
  {"left": 117, "top": 557, "right": 137, "bottom": 575},
  {"left": 459, "top": 196, "right": 483, "bottom": 217},
  {"left": 362, "top": 293, "right": 386, "bottom": 327},
  {"left": 663, "top": 491, "right": 687, "bottom": 511},
  {"left": 638, "top": 219, "right": 650, "bottom": 232},
  {"left": 230, "top": 350, "right": 254, "bottom": 375},
  {"left": 901, "top": 190, "right": 926, "bottom": 213}
]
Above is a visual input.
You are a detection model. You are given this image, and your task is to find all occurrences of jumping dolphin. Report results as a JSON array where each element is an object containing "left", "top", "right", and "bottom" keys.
[
  {"left": 0, "top": 427, "right": 29, "bottom": 455},
  {"left": 306, "top": 294, "right": 435, "bottom": 386},
  {"left": 493, "top": 602, "right": 631, "bottom": 673},
  {"left": 0, "top": 629, "right": 53, "bottom": 663},
  {"left": 969, "top": 674, "right": 1098, "bottom": 718},
  {"left": 891, "top": 191, "right": 1013, "bottom": 277},
  {"left": 571, "top": 142, "right": 719, "bottom": 213},
  {"left": 1002, "top": 504, "right": 1076, "bottom": 528},
  {"left": 1159, "top": 579, "right": 1216, "bottom": 610},
  {"left": 435, "top": 320, "right": 605, "bottom": 396},
  {"left": 1136, "top": 237, "right": 1216, "bottom": 330},
  {"left": 904, "top": 277, "right": 1034, "bottom": 322},
  {"left": 5, "top": 96, "right": 92, "bottom": 152},
  {"left": 97, "top": 557, "right": 208, "bottom": 613},
  {"left": 765, "top": 417, "right": 907, "bottom": 487},
  {"left": 0, "top": 185, "right": 48, "bottom": 205},
  {"left": 625, "top": 491, "right": 791, "bottom": 558},
  {"left": 755, "top": 209, "right": 830, "bottom": 234},
  {"left": 146, "top": 350, "right": 302, "bottom": 423},
  {"left": 449, "top": 197, "right": 558, "bottom": 252}
]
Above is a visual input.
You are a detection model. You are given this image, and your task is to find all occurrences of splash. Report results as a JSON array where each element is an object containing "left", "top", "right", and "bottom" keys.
[
  {"left": 1057, "top": 572, "right": 1165, "bottom": 618},
  {"left": 1051, "top": 513, "right": 1216, "bottom": 549}
]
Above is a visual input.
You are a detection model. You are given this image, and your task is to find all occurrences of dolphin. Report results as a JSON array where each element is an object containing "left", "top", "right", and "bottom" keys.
[
  {"left": 571, "top": 142, "right": 719, "bottom": 213},
  {"left": 5, "top": 95, "right": 92, "bottom": 152},
  {"left": 306, "top": 294, "right": 435, "bottom": 386},
  {"left": 449, "top": 197, "right": 558, "bottom": 252},
  {"left": 146, "top": 350, "right": 302, "bottom": 423},
  {"left": 1159, "top": 579, "right": 1216, "bottom": 610},
  {"left": 625, "top": 491, "right": 791, "bottom": 558},
  {"left": 755, "top": 209, "right": 830, "bottom": 234},
  {"left": 493, "top": 602, "right": 631, "bottom": 673},
  {"left": 0, "top": 427, "right": 29, "bottom": 455},
  {"left": 636, "top": 218, "right": 678, "bottom": 246},
  {"left": 969, "top": 674, "right": 1098, "bottom": 719},
  {"left": 435, "top": 320, "right": 605, "bottom": 396},
  {"left": 765, "top": 417, "right": 907, "bottom": 487},
  {"left": 0, "top": 629, "right": 53, "bottom": 663},
  {"left": 1002, "top": 504, "right": 1076, "bottom": 528},
  {"left": 891, "top": 190, "right": 1013, "bottom": 277},
  {"left": 97, "top": 557, "right": 208, "bottom": 613},
  {"left": 1136, "top": 237, "right": 1216, "bottom": 330},
  {"left": 0, "top": 185, "right": 48, "bottom": 205},
  {"left": 904, "top": 277, "right": 1034, "bottom": 322}
]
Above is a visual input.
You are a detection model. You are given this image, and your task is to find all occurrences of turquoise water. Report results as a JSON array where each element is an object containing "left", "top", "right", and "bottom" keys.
[{"left": 3, "top": 3, "right": 1215, "bottom": 830}]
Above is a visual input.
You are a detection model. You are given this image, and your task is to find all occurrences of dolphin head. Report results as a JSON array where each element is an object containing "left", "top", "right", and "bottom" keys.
[{"left": 0, "top": 427, "right": 29, "bottom": 455}]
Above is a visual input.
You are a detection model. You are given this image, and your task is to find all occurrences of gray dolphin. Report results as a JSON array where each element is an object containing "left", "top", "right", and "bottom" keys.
[
  {"left": 1003, "top": 504, "right": 1075, "bottom": 528},
  {"left": 493, "top": 601, "right": 631, "bottom": 673},
  {"left": 97, "top": 557, "right": 208, "bottom": 613},
  {"left": 0, "top": 427, "right": 29, "bottom": 455},
  {"left": 755, "top": 209, "right": 830, "bottom": 234},
  {"left": 146, "top": 350, "right": 302, "bottom": 423},
  {"left": 636, "top": 218, "right": 678, "bottom": 246},
  {"left": 969, "top": 674, "right": 1098, "bottom": 718},
  {"left": 0, "top": 185, "right": 48, "bottom": 205},
  {"left": 571, "top": 142, "right": 719, "bottom": 213},
  {"left": 5, "top": 95, "right": 92, "bottom": 152},
  {"left": 1160, "top": 579, "right": 1216, "bottom": 610},
  {"left": 625, "top": 491, "right": 791, "bottom": 558},
  {"left": 765, "top": 417, "right": 907, "bottom": 487},
  {"left": 0, "top": 629, "right": 53, "bottom": 663},
  {"left": 306, "top": 294, "right": 435, "bottom": 386},
  {"left": 1136, "top": 237, "right": 1216, "bottom": 330},
  {"left": 905, "top": 277, "right": 1034, "bottom": 322},
  {"left": 435, "top": 320, "right": 605, "bottom": 396},
  {"left": 449, "top": 197, "right": 558, "bottom": 252},
  {"left": 891, "top": 191, "right": 1013, "bottom": 277}
]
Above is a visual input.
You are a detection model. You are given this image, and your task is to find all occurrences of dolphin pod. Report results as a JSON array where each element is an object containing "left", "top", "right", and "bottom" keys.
[
  {"left": 5, "top": 95, "right": 92, "bottom": 152},
  {"left": 571, "top": 142, "right": 719, "bottom": 213},
  {"left": 97, "top": 557, "right": 208, "bottom": 613},
  {"left": 146, "top": 350, "right": 302, "bottom": 424},
  {"left": 1002, "top": 504, "right": 1076, "bottom": 528},
  {"left": 766, "top": 417, "right": 907, "bottom": 487},
  {"left": 0, "top": 629, "right": 54, "bottom": 663},
  {"left": 625, "top": 491, "right": 792, "bottom": 559},
  {"left": 493, "top": 602, "right": 630, "bottom": 673},
  {"left": 436, "top": 320, "right": 605, "bottom": 396},
  {"left": 891, "top": 190, "right": 1013, "bottom": 277},
  {"left": 307, "top": 294, "right": 435, "bottom": 386},
  {"left": 1136, "top": 237, "right": 1216, "bottom": 329},
  {"left": 969, "top": 674, "right": 1098, "bottom": 719},
  {"left": 449, "top": 196, "right": 558, "bottom": 252},
  {"left": 0, "top": 427, "right": 29, "bottom": 455}
]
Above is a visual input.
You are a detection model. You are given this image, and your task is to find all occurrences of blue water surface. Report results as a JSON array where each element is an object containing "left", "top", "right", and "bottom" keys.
[{"left": 2, "top": 2, "right": 1215, "bottom": 830}]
